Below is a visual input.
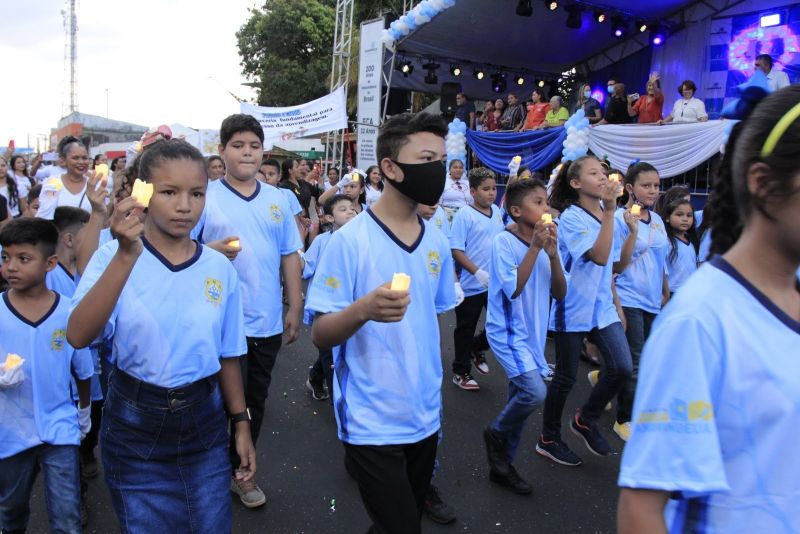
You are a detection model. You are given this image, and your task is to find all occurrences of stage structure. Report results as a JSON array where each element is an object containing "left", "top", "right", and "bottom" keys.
[{"left": 324, "top": 0, "right": 355, "bottom": 171}]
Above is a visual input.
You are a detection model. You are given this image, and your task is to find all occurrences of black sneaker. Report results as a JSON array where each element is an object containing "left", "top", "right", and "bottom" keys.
[
  {"left": 424, "top": 485, "right": 457, "bottom": 524},
  {"left": 569, "top": 411, "right": 612, "bottom": 457},
  {"left": 305, "top": 378, "right": 329, "bottom": 401},
  {"left": 489, "top": 464, "right": 533, "bottom": 495},
  {"left": 483, "top": 427, "right": 511, "bottom": 477},
  {"left": 535, "top": 436, "right": 582, "bottom": 466}
]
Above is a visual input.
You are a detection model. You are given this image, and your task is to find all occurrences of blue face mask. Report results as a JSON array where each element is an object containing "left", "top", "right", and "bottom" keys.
[
  {"left": 607, "top": 85, "right": 615, "bottom": 94},
  {"left": 584, "top": 90, "right": 592, "bottom": 99}
]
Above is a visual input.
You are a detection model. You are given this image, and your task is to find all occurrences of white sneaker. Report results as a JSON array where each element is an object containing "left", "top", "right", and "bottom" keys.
[{"left": 452, "top": 373, "right": 480, "bottom": 391}]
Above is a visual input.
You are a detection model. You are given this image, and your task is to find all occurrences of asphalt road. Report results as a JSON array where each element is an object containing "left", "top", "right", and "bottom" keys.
[{"left": 28, "top": 310, "right": 622, "bottom": 533}]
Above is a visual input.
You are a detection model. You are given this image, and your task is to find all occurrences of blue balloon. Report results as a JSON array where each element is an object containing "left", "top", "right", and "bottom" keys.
[
  {"left": 402, "top": 14, "right": 417, "bottom": 30},
  {"left": 442, "top": 0, "right": 456, "bottom": 7}
]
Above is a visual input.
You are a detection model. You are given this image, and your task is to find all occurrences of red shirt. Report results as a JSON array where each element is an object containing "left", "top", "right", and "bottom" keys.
[
  {"left": 633, "top": 93, "right": 664, "bottom": 123},
  {"left": 523, "top": 103, "right": 550, "bottom": 129}
]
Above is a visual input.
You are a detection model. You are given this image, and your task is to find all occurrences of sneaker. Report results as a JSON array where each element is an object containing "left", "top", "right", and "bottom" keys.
[
  {"left": 489, "top": 464, "right": 533, "bottom": 495},
  {"left": 482, "top": 427, "right": 511, "bottom": 477},
  {"left": 452, "top": 373, "right": 480, "bottom": 391},
  {"left": 424, "top": 485, "right": 457, "bottom": 524},
  {"left": 570, "top": 411, "right": 612, "bottom": 457},
  {"left": 586, "top": 371, "right": 612, "bottom": 411},
  {"left": 230, "top": 477, "right": 267, "bottom": 508},
  {"left": 613, "top": 421, "right": 631, "bottom": 442},
  {"left": 472, "top": 351, "right": 490, "bottom": 375},
  {"left": 542, "top": 367, "right": 555, "bottom": 383},
  {"left": 535, "top": 436, "right": 582, "bottom": 466},
  {"left": 305, "top": 378, "right": 329, "bottom": 401},
  {"left": 81, "top": 451, "right": 99, "bottom": 479}
]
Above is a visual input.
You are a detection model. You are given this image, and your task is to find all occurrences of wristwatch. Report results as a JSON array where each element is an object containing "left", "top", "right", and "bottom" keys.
[{"left": 229, "top": 409, "right": 251, "bottom": 424}]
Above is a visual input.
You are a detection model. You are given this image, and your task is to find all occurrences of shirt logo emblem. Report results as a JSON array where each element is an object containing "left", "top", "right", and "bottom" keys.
[
  {"left": 51, "top": 329, "right": 67, "bottom": 351},
  {"left": 270, "top": 204, "right": 283, "bottom": 222},
  {"left": 427, "top": 250, "right": 442, "bottom": 275},
  {"left": 205, "top": 277, "right": 223, "bottom": 304},
  {"left": 635, "top": 398, "right": 714, "bottom": 434}
]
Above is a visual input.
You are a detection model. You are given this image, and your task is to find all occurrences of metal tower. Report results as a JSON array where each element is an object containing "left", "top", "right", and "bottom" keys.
[
  {"left": 324, "top": 0, "right": 354, "bottom": 171},
  {"left": 62, "top": 0, "right": 78, "bottom": 116}
]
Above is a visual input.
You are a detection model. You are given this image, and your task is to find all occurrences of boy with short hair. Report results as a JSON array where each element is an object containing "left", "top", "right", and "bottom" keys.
[
  {"left": 46, "top": 206, "right": 89, "bottom": 297},
  {"left": 0, "top": 218, "right": 93, "bottom": 533},
  {"left": 195, "top": 113, "right": 303, "bottom": 509},
  {"left": 449, "top": 167, "right": 504, "bottom": 390},
  {"left": 302, "top": 194, "right": 356, "bottom": 401},
  {"left": 483, "top": 179, "right": 566, "bottom": 494},
  {"left": 305, "top": 112, "right": 456, "bottom": 534}
]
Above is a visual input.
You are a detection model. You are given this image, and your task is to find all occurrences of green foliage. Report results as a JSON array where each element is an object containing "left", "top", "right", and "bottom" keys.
[{"left": 237, "top": 0, "right": 401, "bottom": 107}]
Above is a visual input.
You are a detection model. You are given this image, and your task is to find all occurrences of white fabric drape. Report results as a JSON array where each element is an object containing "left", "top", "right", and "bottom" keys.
[{"left": 588, "top": 121, "right": 726, "bottom": 178}]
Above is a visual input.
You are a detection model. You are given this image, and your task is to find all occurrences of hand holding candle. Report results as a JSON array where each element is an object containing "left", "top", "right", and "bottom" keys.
[
  {"left": 630, "top": 204, "right": 641, "bottom": 216},
  {"left": 390, "top": 273, "right": 411, "bottom": 291},
  {"left": 3, "top": 353, "right": 23, "bottom": 371},
  {"left": 131, "top": 179, "right": 154, "bottom": 207},
  {"left": 541, "top": 213, "right": 553, "bottom": 225}
]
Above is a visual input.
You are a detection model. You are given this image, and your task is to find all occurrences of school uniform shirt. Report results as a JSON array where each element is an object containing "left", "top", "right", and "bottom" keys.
[
  {"left": 666, "top": 238, "right": 698, "bottom": 294},
  {"left": 365, "top": 184, "right": 382, "bottom": 207},
  {"left": 279, "top": 187, "right": 303, "bottom": 216},
  {"left": 614, "top": 208, "right": 670, "bottom": 314},
  {"left": 695, "top": 210, "right": 712, "bottom": 264},
  {"left": 486, "top": 230, "right": 553, "bottom": 378},
  {"left": 0, "top": 292, "right": 94, "bottom": 459},
  {"left": 304, "top": 209, "right": 456, "bottom": 445},
  {"left": 450, "top": 204, "right": 504, "bottom": 297},
  {"left": 302, "top": 230, "right": 333, "bottom": 280},
  {"left": 195, "top": 179, "right": 303, "bottom": 338},
  {"left": 45, "top": 263, "right": 77, "bottom": 298},
  {"left": 619, "top": 256, "right": 800, "bottom": 533},
  {"left": 426, "top": 205, "right": 451, "bottom": 238},
  {"left": 550, "top": 204, "right": 621, "bottom": 332},
  {"left": 71, "top": 239, "right": 246, "bottom": 388},
  {"left": 37, "top": 176, "right": 91, "bottom": 219}
]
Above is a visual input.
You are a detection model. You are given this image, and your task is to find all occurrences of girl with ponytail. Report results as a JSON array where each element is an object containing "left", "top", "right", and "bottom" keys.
[{"left": 618, "top": 85, "right": 800, "bottom": 533}]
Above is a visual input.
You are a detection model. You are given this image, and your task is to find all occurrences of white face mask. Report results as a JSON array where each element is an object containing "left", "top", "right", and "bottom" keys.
[{"left": 584, "top": 90, "right": 592, "bottom": 99}]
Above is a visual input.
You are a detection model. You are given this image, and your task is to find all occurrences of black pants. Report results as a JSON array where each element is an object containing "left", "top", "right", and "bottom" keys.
[
  {"left": 309, "top": 348, "right": 334, "bottom": 394},
  {"left": 229, "top": 334, "right": 282, "bottom": 471},
  {"left": 452, "top": 292, "right": 489, "bottom": 375},
  {"left": 616, "top": 307, "right": 656, "bottom": 424},
  {"left": 80, "top": 400, "right": 104, "bottom": 458},
  {"left": 343, "top": 432, "right": 438, "bottom": 534}
]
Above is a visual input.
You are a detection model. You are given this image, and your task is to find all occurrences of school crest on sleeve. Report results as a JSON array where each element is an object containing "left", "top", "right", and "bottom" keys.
[
  {"left": 427, "top": 250, "right": 442, "bottom": 276},
  {"left": 51, "top": 329, "right": 67, "bottom": 351},
  {"left": 269, "top": 204, "right": 283, "bottom": 223},
  {"left": 313, "top": 274, "right": 341, "bottom": 294},
  {"left": 204, "top": 277, "right": 223, "bottom": 305}
]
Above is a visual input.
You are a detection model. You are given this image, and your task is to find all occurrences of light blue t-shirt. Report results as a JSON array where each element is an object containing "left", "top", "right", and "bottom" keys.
[
  {"left": 195, "top": 179, "right": 303, "bottom": 338},
  {"left": 486, "top": 230, "right": 553, "bottom": 378},
  {"left": 550, "top": 204, "right": 621, "bottom": 332},
  {"left": 449, "top": 204, "right": 504, "bottom": 297},
  {"left": 72, "top": 239, "right": 247, "bottom": 388},
  {"left": 619, "top": 256, "right": 800, "bottom": 533},
  {"left": 666, "top": 238, "right": 698, "bottom": 294},
  {"left": 695, "top": 210, "right": 712, "bottom": 264},
  {"left": 304, "top": 209, "right": 456, "bottom": 446},
  {"left": 45, "top": 263, "right": 77, "bottom": 298},
  {"left": 614, "top": 208, "right": 670, "bottom": 313},
  {"left": 280, "top": 187, "right": 302, "bottom": 216},
  {"left": 0, "top": 292, "right": 93, "bottom": 459},
  {"left": 303, "top": 230, "right": 333, "bottom": 280},
  {"left": 428, "top": 206, "right": 451, "bottom": 238},
  {"left": 99, "top": 227, "right": 114, "bottom": 247}
]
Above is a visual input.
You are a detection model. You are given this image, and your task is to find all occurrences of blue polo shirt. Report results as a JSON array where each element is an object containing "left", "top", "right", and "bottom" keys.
[{"left": 450, "top": 204, "right": 504, "bottom": 297}]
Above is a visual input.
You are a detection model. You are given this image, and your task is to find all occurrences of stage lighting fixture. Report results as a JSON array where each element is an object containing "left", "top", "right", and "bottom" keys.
[
  {"left": 422, "top": 62, "right": 440, "bottom": 85},
  {"left": 649, "top": 25, "right": 666, "bottom": 46},
  {"left": 636, "top": 20, "right": 648, "bottom": 33},
  {"left": 491, "top": 73, "right": 507, "bottom": 94},
  {"left": 450, "top": 65, "right": 462, "bottom": 76},
  {"left": 516, "top": 0, "right": 533, "bottom": 17},
  {"left": 544, "top": 1, "right": 558, "bottom": 11},
  {"left": 565, "top": 5, "right": 583, "bottom": 29},
  {"left": 594, "top": 9, "right": 607, "bottom": 23},
  {"left": 473, "top": 68, "right": 485, "bottom": 80},
  {"left": 537, "top": 80, "right": 545, "bottom": 88},
  {"left": 397, "top": 60, "right": 414, "bottom": 76},
  {"left": 515, "top": 74, "right": 525, "bottom": 85},
  {"left": 760, "top": 13, "right": 782, "bottom": 27},
  {"left": 612, "top": 16, "right": 627, "bottom": 39}
]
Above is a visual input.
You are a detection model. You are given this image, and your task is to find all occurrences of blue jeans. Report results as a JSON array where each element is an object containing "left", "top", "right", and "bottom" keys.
[
  {"left": 490, "top": 370, "right": 547, "bottom": 462},
  {"left": 542, "top": 323, "right": 632, "bottom": 440},
  {"left": 617, "top": 307, "right": 656, "bottom": 424},
  {"left": 0, "top": 444, "right": 81, "bottom": 533},
  {"left": 102, "top": 369, "right": 232, "bottom": 533}
]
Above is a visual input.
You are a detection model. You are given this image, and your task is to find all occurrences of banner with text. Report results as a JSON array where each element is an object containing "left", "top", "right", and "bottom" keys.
[
  {"left": 356, "top": 18, "right": 384, "bottom": 170},
  {"left": 241, "top": 87, "right": 348, "bottom": 148}
]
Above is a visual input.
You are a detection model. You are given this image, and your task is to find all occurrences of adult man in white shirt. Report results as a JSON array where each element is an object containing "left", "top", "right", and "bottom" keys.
[{"left": 755, "top": 54, "right": 791, "bottom": 92}]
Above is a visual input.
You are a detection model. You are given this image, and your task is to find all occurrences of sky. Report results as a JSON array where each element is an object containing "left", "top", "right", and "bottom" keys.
[{"left": 0, "top": 0, "right": 262, "bottom": 150}]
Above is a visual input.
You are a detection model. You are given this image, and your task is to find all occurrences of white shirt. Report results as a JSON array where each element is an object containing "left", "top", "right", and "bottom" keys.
[
  {"left": 10, "top": 172, "right": 32, "bottom": 202},
  {"left": 767, "top": 69, "right": 791, "bottom": 92},
  {"left": 37, "top": 176, "right": 91, "bottom": 219},
  {"left": 365, "top": 184, "right": 382, "bottom": 207},
  {"left": 439, "top": 175, "right": 472, "bottom": 209},
  {"left": 671, "top": 97, "right": 707, "bottom": 123}
]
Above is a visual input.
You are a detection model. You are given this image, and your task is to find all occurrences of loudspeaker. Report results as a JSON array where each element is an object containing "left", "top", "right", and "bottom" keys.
[{"left": 440, "top": 82, "right": 460, "bottom": 114}]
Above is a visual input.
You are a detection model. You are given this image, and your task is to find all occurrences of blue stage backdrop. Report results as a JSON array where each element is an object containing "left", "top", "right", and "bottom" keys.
[
  {"left": 466, "top": 127, "right": 567, "bottom": 176},
  {"left": 706, "top": 4, "right": 800, "bottom": 116}
]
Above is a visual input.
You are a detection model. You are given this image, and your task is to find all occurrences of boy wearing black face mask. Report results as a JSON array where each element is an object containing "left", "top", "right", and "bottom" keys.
[{"left": 305, "top": 113, "right": 457, "bottom": 534}]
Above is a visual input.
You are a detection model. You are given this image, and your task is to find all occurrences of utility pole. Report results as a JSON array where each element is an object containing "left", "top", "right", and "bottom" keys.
[{"left": 69, "top": 0, "right": 78, "bottom": 113}]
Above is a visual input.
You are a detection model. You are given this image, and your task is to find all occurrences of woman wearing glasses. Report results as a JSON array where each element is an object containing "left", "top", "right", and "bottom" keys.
[
  {"left": 658, "top": 80, "right": 708, "bottom": 125},
  {"left": 439, "top": 159, "right": 472, "bottom": 223}
]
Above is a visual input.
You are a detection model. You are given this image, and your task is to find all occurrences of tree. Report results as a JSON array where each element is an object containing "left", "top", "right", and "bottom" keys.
[{"left": 237, "top": 0, "right": 401, "bottom": 107}]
